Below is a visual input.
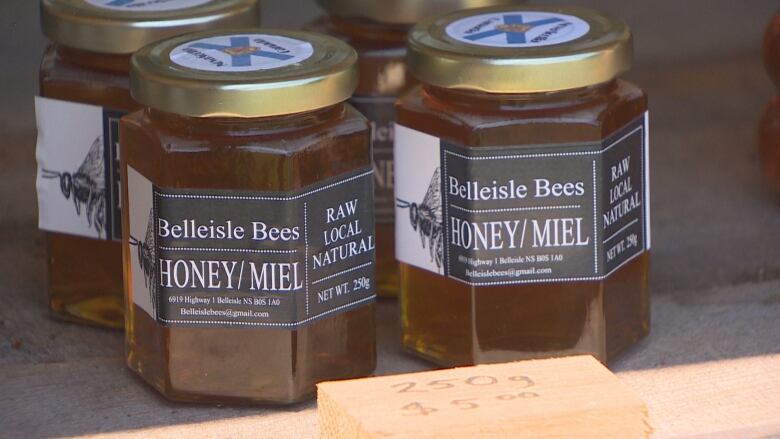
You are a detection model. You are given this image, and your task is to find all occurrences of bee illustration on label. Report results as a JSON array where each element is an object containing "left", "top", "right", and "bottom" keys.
[
  {"left": 129, "top": 209, "right": 156, "bottom": 309},
  {"left": 397, "top": 167, "right": 443, "bottom": 269},
  {"left": 41, "top": 135, "right": 106, "bottom": 237}
]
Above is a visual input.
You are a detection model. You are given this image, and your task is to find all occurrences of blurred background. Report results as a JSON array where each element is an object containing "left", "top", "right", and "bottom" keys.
[
  {"left": 0, "top": 0, "right": 779, "bottom": 225},
  {"left": 2, "top": 0, "right": 778, "bottom": 208},
  {"left": 1, "top": 1, "right": 780, "bottom": 437}
]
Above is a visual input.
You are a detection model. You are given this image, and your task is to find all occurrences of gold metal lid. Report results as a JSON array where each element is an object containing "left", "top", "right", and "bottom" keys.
[
  {"left": 41, "top": 0, "right": 260, "bottom": 54},
  {"left": 130, "top": 29, "right": 358, "bottom": 117},
  {"left": 315, "top": 0, "right": 525, "bottom": 25},
  {"left": 407, "top": 5, "right": 633, "bottom": 93}
]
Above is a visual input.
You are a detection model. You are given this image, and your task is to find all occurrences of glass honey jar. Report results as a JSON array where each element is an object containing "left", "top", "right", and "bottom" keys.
[
  {"left": 395, "top": 6, "right": 650, "bottom": 366},
  {"left": 760, "top": 10, "right": 780, "bottom": 194},
  {"left": 307, "top": 0, "right": 524, "bottom": 298},
  {"left": 35, "top": 0, "right": 260, "bottom": 328},
  {"left": 120, "top": 29, "right": 376, "bottom": 403}
]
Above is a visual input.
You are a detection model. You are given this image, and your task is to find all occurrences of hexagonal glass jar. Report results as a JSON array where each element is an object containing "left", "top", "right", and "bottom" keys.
[
  {"left": 306, "top": 0, "right": 527, "bottom": 298},
  {"left": 120, "top": 30, "right": 376, "bottom": 404},
  {"left": 395, "top": 6, "right": 650, "bottom": 366},
  {"left": 36, "top": 0, "right": 260, "bottom": 328}
]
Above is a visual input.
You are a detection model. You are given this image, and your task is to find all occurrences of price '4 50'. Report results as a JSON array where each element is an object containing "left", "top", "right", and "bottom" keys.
[{"left": 391, "top": 375, "right": 540, "bottom": 416}]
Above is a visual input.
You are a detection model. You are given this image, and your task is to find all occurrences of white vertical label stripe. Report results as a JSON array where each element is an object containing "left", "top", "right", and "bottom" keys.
[{"left": 36, "top": 97, "right": 112, "bottom": 240}]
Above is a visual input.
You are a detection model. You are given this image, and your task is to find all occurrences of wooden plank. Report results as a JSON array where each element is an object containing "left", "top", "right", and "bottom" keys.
[
  {"left": 317, "top": 356, "right": 651, "bottom": 439},
  {"left": 620, "top": 354, "right": 780, "bottom": 439},
  {"left": 2, "top": 351, "right": 779, "bottom": 438}
]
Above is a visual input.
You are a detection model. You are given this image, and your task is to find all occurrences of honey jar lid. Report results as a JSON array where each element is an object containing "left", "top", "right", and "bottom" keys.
[
  {"left": 41, "top": 0, "right": 260, "bottom": 55},
  {"left": 130, "top": 29, "right": 358, "bottom": 117},
  {"left": 315, "top": 0, "right": 526, "bottom": 25},
  {"left": 407, "top": 5, "right": 633, "bottom": 93}
]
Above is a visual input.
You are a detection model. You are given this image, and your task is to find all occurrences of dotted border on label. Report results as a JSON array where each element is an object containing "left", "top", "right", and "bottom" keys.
[
  {"left": 603, "top": 218, "right": 640, "bottom": 244},
  {"left": 444, "top": 150, "right": 451, "bottom": 275},
  {"left": 444, "top": 149, "right": 599, "bottom": 160},
  {"left": 153, "top": 192, "right": 160, "bottom": 316},
  {"left": 159, "top": 246, "right": 297, "bottom": 254},
  {"left": 159, "top": 294, "right": 376, "bottom": 328},
  {"left": 312, "top": 261, "right": 373, "bottom": 285},
  {"left": 450, "top": 204, "right": 582, "bottom": 214},
  {"left": 154, "top": 170, "right": 373, "bottom": 201},
  {"left": 643, "top": 112, "right": 651, "bottom": 249},
  {"left": 438, "top": 118, "right": 647, "bottom": 286},
  {"left": 592, "top": 159, "right": 598, "bottom": 274},
  {"left": 151, "top": 169, "right": 375, "bottom": 326},
  {"left": 304, "top": 201, "right": 309, "bottom": 316},
  {"left": 449, "top": 249, "right": 645, "bottom": 287}
]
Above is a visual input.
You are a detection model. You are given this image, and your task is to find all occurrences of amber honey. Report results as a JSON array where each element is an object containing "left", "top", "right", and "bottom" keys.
[
  {"left": 309, "top": 0, "right": 524, "bottom": 298},
  {"left": 36, "top": 0, "right": 259, "bottom": 328},
  {"left": 121, "top": 29, "right": 376, "bottom": 403},
  {"left": 39, "top": 46, "right": 133, "bottom": 327},
  {"left": 395, "top": 6, "right": 650, "bottom": 366}
]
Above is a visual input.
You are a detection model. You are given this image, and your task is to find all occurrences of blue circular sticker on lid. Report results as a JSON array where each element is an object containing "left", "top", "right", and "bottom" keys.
[
  {"left": 85, "top": 0, "right": 213, "bottom": 11},
  {"left": 169, "top": 34, "right": 315, "bottom": 72},
  {"left": 445, "top": 11, "right": 590, "bottom": 48}
]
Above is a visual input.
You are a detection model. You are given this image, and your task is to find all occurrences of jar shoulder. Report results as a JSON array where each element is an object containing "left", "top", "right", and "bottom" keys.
[
  {"left": 40, "top": 46, "right": 135, "bottom": 110},
  {"left": 396, "top": 80, "right": 648, "bottom": 146},
  {"left": 122, "top": 104, "right": 368, "bottom": 151},
  {"left": 119, "top": 104, "right": 371, "bottom": 190}
]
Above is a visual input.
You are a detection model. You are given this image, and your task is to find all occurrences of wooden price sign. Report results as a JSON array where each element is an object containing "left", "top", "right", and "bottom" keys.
[{"left": 318, "top": 355, "right": 652, "bottom": 438}]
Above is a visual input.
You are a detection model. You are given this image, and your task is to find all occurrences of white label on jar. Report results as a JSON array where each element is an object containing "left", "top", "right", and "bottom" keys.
[
  {"left": 169, "top": 34, "right": 314, "bottom": 72},
  {"left": 445, "top": 11, "right": 590, "bottom": 48},
  {"left": 35, "top": 97, "right": 124, "bottom": 241},
  {"left": 127, "top": 166, "right": 157, "bottom": 318},
  {"left": 394, "top": 125, "right": 445, "bottom": 275},
  {"left": 84, "top": 0, "right": 212, "bottom": 12}
]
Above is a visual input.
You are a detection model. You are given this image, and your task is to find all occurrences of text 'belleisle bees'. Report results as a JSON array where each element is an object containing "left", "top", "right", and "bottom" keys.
[
  {"left": 448, "top": 177, "right": 585, "bottom": 201},
  {"left": 157, "top": 219, "right": 300, "bottom": 242}
]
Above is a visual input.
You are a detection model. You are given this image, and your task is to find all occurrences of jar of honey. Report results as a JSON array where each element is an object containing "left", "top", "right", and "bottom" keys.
[
  {"left": 395, "top": 6, "right": 650, "bottom": 366},
  {"left": 121, "top": 29, "right": 376, "bottom": 403},
  {"left": 36, "top": 0, "right": 260, "bottom": 328},
  {"left": 307, "top": 0, "right": 524, "bottom": 298},
  {"left": 760, "top": 10, "right": 780, "bottom": 193}
]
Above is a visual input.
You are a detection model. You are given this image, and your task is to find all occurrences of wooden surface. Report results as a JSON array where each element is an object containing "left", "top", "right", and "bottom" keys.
[
  {"left": 3, "top": 2, "right": 780, "bottom": 438},
  {"left": 621, "top": 354, "right": 780, "bottom": 439},
  {"left": 318, "top": 356, "right": 650, "bottom": 439},
  {"left": 2, "top": 294, "right": 780, "bottom": 438}
]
